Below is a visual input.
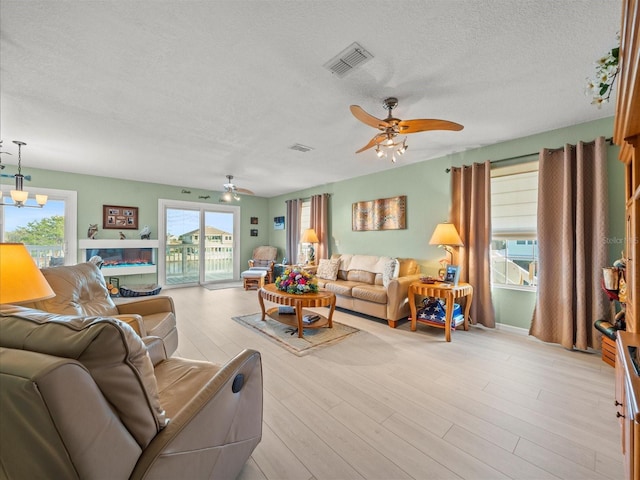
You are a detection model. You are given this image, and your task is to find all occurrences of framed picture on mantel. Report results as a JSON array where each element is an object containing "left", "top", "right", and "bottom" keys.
[{"left": 103, "top": 205, "right": 139, "bottom": 230}]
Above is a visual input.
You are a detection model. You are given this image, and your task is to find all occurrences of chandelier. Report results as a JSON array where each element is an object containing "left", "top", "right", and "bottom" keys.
[
  {"left": 0, "top": 140, "right": 48, "bottom": 208},
  {"left": 374, "top": 135, "right": 408, "bottom": 163}
]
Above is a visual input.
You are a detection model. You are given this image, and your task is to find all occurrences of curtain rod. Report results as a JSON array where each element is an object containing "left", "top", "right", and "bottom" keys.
[{"left": 444, "top": 136, "right": 613, "bottom": 173}]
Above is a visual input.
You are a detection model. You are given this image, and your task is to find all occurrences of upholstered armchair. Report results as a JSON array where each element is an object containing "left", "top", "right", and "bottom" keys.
[
  {"left": 248, "top": 245, "right": 277, "bottom": 283},
  {"left": 0, "top": 306, "right": 263, "bottom": 480},
  {"left": 26, "top": 262, "right": 178, "bottom": 356}
]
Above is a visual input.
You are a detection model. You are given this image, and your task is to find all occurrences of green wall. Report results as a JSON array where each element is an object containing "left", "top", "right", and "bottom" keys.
[
  {"left": 16, "top": 169, "right": 272, "bottom": 284},
  {"left": 13, "top": 116, "right": 623, "bottom": 330},
  {"left": 267, "top": 117, "right": 624, "bottom": 330}
]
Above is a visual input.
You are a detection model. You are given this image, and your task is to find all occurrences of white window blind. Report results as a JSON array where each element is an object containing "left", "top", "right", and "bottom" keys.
[
  {"left": 300, "top": 200, "right": 311, "bottom": 233},
  {"left": 491, "top": 162, "right": 538, "bottom": 239}
]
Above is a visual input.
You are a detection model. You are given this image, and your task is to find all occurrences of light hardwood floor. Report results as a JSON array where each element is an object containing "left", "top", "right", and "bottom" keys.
[{"left": 169, "top": 285, "right": 623, "bottom": 480}]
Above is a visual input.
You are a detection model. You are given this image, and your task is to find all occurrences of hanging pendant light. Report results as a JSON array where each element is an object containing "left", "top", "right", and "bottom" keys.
[{"left": 0, "top": 141, "right": 47, "bottom": 208}]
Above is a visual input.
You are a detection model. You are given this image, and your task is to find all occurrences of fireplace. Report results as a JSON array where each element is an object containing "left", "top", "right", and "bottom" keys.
[{"left": 78, "top": 239, "right": 159, "bottom": 276}]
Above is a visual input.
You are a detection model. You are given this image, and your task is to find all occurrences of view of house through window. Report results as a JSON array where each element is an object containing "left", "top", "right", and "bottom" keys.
[
  {"left": 491, "top": 162, "right": 539, "bottom": 289},
  {"left": 160, "top": 200, "right": 239, "bottom": 286},
  {"left": 0, "top": 187, "right": 77, "bottom": 267}
]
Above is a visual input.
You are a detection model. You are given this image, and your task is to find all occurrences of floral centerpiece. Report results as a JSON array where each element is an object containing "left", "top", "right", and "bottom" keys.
[{"left": 275, "top": 267, "right": 318, "bottom": 294}]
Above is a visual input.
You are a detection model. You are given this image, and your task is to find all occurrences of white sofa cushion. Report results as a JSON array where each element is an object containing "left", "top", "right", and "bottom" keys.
[
  {"left": 317, "top": 258, "right": 340, "bottom": 280},
  {"left": 346, "top": 255, "right": 393, "bottom": 274},
  {"left": 382, "top": 258, "right": 400, "bottom": 287}
]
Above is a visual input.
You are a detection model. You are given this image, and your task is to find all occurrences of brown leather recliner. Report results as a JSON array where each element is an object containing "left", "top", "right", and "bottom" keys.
[
  {"left": 0, "top": 306, "right": 263, "bottom": 479},
  {"left": 27, "top": 262, "right": 178, "bottom": 356}
]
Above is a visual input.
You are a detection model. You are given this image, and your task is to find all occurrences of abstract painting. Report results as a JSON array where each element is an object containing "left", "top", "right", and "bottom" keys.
[{"left": 352, "top": 195, "right": 406, "bottom": 231}]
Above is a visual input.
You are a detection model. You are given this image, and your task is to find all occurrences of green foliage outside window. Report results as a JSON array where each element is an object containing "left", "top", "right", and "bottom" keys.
[{"left": 6, "top": 215, "right": 64, "bottom": 245}]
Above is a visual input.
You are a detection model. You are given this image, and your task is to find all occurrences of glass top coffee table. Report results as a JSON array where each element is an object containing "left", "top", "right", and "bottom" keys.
[{"left": 258, "top": 283, "right": 335, "bottom": 338}]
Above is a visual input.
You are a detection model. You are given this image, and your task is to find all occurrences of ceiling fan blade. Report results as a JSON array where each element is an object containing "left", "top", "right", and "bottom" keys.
[
  {"left": 398, "top": 119, "right": 464, "bottom": 134},
  {"left": 355, "top": 134, "right": 385, "bottom": 153},
  {"left": 350, "top": 105, "right": 391, "bottom": 129},
  {"left": 235, "top": 187, "right": 254, "bottom": 195}
]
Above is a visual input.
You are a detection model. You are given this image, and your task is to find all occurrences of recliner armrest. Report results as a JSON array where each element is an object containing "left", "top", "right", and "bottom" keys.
[
  {"left": 113, "top": 314, "right": 147, "bottom": 337},
  {"left": 116, "top": 296, "right": 176, "bottom": 316}
]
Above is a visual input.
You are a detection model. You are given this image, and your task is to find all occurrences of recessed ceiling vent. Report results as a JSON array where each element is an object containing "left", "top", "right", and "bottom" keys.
[
  {"left": 289, "top": 143, "right": 314, "bottom": 153},
  {"left": 324, "top": 42, "right": 373, "bottom": 78}
]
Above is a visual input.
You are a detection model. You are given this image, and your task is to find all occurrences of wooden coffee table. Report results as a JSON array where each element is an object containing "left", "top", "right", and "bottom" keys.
[{"left": 258, "top": 283, "right": 335, "bottom": 338}]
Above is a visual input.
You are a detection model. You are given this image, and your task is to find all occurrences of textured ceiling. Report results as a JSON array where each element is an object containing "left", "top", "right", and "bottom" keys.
[{"left": 0, "top": 1, "right": 621, "bottom": 198}]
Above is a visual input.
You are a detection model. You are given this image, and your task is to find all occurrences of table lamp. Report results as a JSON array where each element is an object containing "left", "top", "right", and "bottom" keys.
[
  {"left": 300, "top": 228, "right": 319, "bottom": 265},
  {"left": 429, "top": 223, "right": 463, "bottom": 265},
  {"left": 0, "top": 243, "right": 55, "bottom": 304}
]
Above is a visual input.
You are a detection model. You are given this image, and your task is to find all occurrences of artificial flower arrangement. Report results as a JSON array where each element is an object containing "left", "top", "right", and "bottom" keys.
[
  {"left": 586, "top": 33, "right": 619, "bottom": 107},
  {"left": 275, "top": 267, "right": 318, "bottom": 294}
]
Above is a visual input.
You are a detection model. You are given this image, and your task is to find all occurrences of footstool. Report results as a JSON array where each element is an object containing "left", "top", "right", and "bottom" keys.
[{"left": 241, "top": 269, "right": 267, "bottom": 290}]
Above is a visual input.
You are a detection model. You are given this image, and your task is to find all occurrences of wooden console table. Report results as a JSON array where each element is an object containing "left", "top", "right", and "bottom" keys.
[{"left": 408, "top": 281, "right": 473, "bottom": 342}]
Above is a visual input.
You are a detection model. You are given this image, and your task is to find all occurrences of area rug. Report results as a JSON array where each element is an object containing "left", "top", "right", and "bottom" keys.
[{"left": 232, "top": 313, "right": 360, "bottom": 356}]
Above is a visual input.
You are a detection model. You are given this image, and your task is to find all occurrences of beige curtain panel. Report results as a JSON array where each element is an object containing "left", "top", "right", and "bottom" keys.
[
  {"left": 529, "top": 137, "right": 609, "bottom": 350},
  {"left": 450, "top": 160, "right": 496, "bottom": 328}
]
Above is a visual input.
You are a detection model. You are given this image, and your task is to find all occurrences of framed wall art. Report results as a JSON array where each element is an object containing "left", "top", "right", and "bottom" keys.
[
  {"left": 250, "top": 217, "right": 259, "bottom": 224},
  {"left": 274, "top": 216, "right": 285, "bottom": 230},
  {"left": 250, "top": 229, "right": 259, "bottom": 237},
  {"left": 103, "top": 205, "right": 139, "bottom": 230},
  {"left": 352, "top": 195, "right": 406, "bottom": 231}
]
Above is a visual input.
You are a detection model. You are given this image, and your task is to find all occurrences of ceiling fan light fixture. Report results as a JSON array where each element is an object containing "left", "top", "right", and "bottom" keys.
[
  {"left": 350, "top": 97, "right": 463, "bottom": 163},
  {"left": 398, "top": 138, "right": 408, "bottom": 155}
]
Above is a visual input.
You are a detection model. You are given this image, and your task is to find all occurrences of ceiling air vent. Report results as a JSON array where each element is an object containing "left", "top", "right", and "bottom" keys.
[
  {"left": 324, "top": 42, "right": 373, "bottom": 78},
  {"left": 289, "top": 143, "right": 314, "bottom": 153}
]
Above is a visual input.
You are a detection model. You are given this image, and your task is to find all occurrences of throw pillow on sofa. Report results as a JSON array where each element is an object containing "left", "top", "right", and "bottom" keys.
[
  {"left": 382, "top": 258, "right": 400, "bottom": 287},
  {"left": 317, "top": 258, "right": 340, "bottom": 280}
]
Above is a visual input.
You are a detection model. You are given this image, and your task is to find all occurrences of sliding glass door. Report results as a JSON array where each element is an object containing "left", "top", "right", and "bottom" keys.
[{"left": 159, "top": 199, "right": 240, "bottom": 287}]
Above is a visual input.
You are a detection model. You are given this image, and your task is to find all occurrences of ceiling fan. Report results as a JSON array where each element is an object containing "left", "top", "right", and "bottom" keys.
[
  {"left": 350, "top": 97, "right": 464, "bottom": 162},
  {"left": 221, "top": 174, "right": 254, "bottom": 202}
]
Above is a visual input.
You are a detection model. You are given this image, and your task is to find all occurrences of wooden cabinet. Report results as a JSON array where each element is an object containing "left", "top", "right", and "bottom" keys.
[
  {"left": 616, "top": 332, "right": 640, "bottom": 479},
  {"left": 614, "top": 1, "right": 640, "bottom": 476},
  {"left": 615, "top": 0, "right": 640, "bottom": 333}
]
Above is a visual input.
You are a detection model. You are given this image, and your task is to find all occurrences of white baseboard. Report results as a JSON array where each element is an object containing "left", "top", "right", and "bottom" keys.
[{"left": 495, "top": 322, "right": 529, "bottom": 336}]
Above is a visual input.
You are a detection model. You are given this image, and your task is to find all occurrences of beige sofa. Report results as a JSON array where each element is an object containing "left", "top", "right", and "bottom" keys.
[
  {"left": 315, "top": 254, "right": 421, "bottom": 327},
  {"left": 0, "top": 305, "right": 263, "bottom": 480}
]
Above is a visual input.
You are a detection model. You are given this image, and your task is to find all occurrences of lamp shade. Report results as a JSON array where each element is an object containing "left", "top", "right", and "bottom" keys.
[
  {"left": 429, "top": 223, "right": 463, "bottom": 246},
  {"left": 0, "top": 243, "right": 55, "bottom": 304},
  {"left": 301, "top": 228, "right": 319, "bottom": 244}
]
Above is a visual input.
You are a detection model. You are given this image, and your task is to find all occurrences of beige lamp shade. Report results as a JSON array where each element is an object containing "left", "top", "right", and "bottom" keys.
[
  {"left": 429, "top": 223, "right": 463, "bottom": 246},
  {"left": 0, "top": 243, "right": 55, "bottom": 304},
  {"left": 301, "top": 228, "right": 319, "bottom": 244}
]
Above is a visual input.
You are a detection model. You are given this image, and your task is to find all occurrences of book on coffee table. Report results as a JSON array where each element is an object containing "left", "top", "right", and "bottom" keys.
[
  {"left": 278, "top": 306, "right": 295, "bottom": 315},
  {"left": 303, "top": 314, "right": 321, "bottom": 324}
]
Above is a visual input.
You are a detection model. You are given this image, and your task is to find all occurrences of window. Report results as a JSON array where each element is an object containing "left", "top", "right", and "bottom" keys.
[
  {"left": 298, "top": 200, "right": 311, "bottom": 263},
  {"left": 0, "top": 187, "right": 77, "bottom": 267},
  {"left": 491, "top": 162, "right": 538, "bottom": 289}
]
